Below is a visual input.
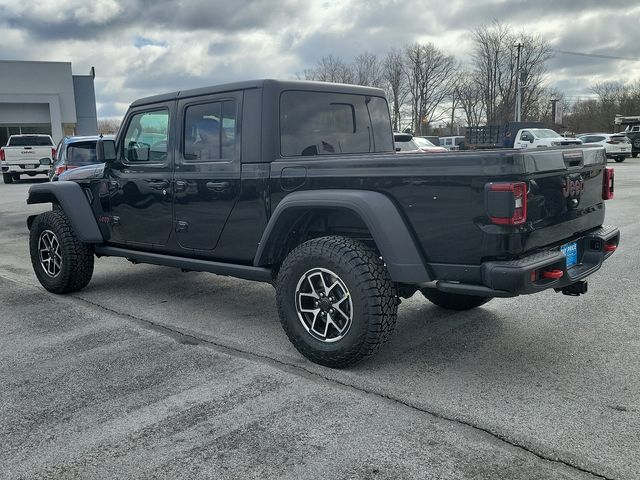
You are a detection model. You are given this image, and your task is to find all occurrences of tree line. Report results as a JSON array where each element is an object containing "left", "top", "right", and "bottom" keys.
[{"left": 301, "top": 22, "right": 639, "bottom": 136}]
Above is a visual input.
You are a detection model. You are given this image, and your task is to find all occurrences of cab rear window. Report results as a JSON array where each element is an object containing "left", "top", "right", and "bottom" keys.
[
  {"left": 8, "top": 136, "right": 53, "bottom": 147},
  {"left": 280, "top": 91, "right": 393, "bottom": 157}
]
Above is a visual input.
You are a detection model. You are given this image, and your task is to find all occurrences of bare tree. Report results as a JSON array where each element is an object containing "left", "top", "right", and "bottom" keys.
[
  {"left": 382, "top": 48, "right": 408, "bottom": 130},
  {"left": 352, "top": 52, "right": 384, "bottom": 87},
  {"left": 303, "top": 55, "right": 354, "bottom": 84},
  {"left": 403, "top": 42, "right": 457, "bottom": 135},
  {"left": 455, "top": 71, "right": 485, "bottom": 128},
  {"left": 97, "top": 118, "right": 120, "bottom": 135},
  {"left": 472, "top": 22, "right": 552, "bottom": 126}
]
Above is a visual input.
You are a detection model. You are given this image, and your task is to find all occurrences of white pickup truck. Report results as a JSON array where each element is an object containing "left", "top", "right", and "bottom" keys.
[
  {"left": 513, "top": 128, "right": 582, "bottom": 149},
  {"left": 0, "top": 134, "right": 56, "bottom": 184}
]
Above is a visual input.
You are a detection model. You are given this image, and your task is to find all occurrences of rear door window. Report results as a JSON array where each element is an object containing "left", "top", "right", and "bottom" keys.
[
  {"left": 183, "top": 100, "right": 237, "bottom": 161},
  {"left": 280, "top": 91, "right": 393, "bottom": 157}
]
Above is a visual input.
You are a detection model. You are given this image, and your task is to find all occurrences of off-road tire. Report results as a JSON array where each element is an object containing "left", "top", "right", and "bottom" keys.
[
  {"left": 2, "top": 173, "right": 13, "bottom": 184},
  {"left": 276, "top": 236, "right": 398, "bottom": 368},
  {"left": 421, "top": 289, "right": 491, "bottom": 311},
  {"left": 29, "top": 210, "right": 94, "bottom": 294}
]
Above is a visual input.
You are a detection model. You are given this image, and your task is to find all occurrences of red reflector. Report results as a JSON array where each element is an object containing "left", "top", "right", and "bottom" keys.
[
  {"left": 54, "top": 165, "right": 68, "bottom": 175},
  {"left": 51, "top": 148, "right": 57, "bottom": 159},
  {"left": 604, "top": 244, "right": 617, "bottom": 252},
  {"left": 488, "top": 181, "right": 528, "bottom": 225},
  {"left": 542, "top": 269, "right": 564, "bottom": 279},
  {"left": 602, "top": 167, "right": 614, "bottom": 200}
]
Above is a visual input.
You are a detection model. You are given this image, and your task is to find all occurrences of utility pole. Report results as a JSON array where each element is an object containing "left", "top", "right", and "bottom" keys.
[
  {"left": 450, "top": 89, "right": 456, "bottom": 135},
  {"left": 550, "top": 98, "right": 559, "bottom": 126},
  {"left": 514, "top": 42, "right": 523, "bottom": 122}
]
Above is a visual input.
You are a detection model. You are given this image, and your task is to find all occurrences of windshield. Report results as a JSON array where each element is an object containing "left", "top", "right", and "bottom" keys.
[
  {"left": 530, "top": 129, "right": 561, "bottom": 139},
  {"left": 8, "top": 136, "right": 53, "bottom": 147},
  {"left": 413, "top": 137, "right": 436, "bottom": 148}
]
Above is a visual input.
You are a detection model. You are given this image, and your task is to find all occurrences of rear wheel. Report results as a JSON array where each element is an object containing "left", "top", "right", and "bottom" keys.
[
  {"left": 421, "top": 289, "right": 491, "bottom": 311},
  {"left": 2, "top": 173, "right": 12, "bottom": 184},
  {"left": 615, "top": 156, "right": 625, "bottom": 163},
  {"left": 276, "top": 236, "right": 398, "bottom": 368},
  {"left": 633, "top": 152, "right": 638, "bottom": 158},
  {"left": 29, "top": 210, "right": 94, "bottom": 294}
]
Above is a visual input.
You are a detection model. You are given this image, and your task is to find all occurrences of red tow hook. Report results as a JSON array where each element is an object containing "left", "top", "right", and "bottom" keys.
[
  {"left": 604, "top": 244, "right": 617, "bottom": 253},
  {"left": 542, "top": 269, "right": 564, "bottom": 280}
]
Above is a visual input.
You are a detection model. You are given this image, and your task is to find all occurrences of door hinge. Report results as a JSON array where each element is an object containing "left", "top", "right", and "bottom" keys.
[{"left": 176, "top": 220, "right": 188, "bottom": 232}]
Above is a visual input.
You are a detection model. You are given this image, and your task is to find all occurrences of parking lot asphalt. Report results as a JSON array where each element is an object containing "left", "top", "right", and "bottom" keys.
[{"left": 0, "top": 160, "right": 638, "bottom": 479}]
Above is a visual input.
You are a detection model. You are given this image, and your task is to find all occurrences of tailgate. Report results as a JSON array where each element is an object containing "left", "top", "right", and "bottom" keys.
[
  {"left": 519, "top": 146, "right": 608, "bottom": 252},
  {"left": 4, "top": 146, "right": 52, "bottom": 165}
]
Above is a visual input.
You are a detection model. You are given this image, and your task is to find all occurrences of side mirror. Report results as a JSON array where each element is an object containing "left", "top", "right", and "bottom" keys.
[
  {"left": 96, "top": 138, "right": 117, "bottom": 163},
  {"left": 529, "top": 138, "right": 534, "bottom": 143}
]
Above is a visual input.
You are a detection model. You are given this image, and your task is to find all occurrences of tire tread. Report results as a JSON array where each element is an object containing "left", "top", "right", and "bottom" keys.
[{"left": 276, "top": 236, "right": 397, "bottom": 368}]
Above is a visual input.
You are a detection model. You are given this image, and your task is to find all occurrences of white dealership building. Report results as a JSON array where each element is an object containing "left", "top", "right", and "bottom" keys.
[{"left": 0, "top": 60, "right": 98, "bottom": 146}]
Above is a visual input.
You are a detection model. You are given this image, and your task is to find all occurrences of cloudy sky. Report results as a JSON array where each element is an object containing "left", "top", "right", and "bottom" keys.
[{"left": 1, "top": 0, "right": 638, "bottom": 119}]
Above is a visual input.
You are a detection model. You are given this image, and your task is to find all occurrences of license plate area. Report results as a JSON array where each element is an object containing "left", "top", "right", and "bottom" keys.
[{"left": 561, "top": 241, "right": 579, "bottom": 268}]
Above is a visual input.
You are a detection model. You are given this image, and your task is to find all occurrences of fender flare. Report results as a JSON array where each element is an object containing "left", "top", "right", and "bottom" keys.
[
  {"left": 26, "top": 182, "right": 104, "bottom": 243},
  {"left": 254, "top": 189, "right": 431, "bottom": 284}
]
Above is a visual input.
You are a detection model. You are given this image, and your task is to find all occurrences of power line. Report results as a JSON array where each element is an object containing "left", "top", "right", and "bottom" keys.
[{"left": 551, "top": 49, "right": 640, "bottom": 62}]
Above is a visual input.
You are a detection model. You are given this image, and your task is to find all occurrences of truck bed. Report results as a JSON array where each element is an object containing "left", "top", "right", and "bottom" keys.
[{"left": 269, "top": 146, "right": 608, "bottom": 266}]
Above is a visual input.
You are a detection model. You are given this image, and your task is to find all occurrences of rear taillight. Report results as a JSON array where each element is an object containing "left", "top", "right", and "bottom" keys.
[
  {"left": 602, "top": 167, "right": 614, "bottom": 200},
  {"left": 51, "top": 148, "right": 56, "bottom": 159},
  {"left": 55, "top": 165, "right": 69, "bottom": 176},
  {"left": 0, "top": 149, "right": 4, "bottom": 161},
  {"left": 486, "top": 182, "right": 528, "bottom": 225}
]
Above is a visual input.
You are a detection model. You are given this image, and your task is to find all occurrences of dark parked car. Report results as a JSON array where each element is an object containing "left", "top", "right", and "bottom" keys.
[
  {"left": 26, "top": 80, "right": 619, "bottom": 368},
  {"left": 50, "top": 136, "right": 114, "bottom": 181}
]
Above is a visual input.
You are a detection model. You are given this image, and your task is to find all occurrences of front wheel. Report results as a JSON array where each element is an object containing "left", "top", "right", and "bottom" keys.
[
  {"left": 2, "top": 173, "right": 13, "bottom": 184},
  {"left": 276, "top": 236, "right": 398, "bottom": 368},
  {"left": 615, "top": 156, "right": 625, "bottom": 163},
  {"left": 29, "top": 210, "right": 94, "bottom": 294},
  {"left": 421, "top": 289, "right": 491, "bottom": 310}
]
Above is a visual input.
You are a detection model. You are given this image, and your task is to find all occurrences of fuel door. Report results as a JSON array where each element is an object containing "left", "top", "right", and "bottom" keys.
[{"left": 280, "top": 166, "right": 307, "bottom": 191}]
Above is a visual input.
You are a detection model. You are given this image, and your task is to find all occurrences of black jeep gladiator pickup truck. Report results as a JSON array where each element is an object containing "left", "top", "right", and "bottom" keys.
[{"left": 26, "top": 80, "right": 619, "bottom": 367}]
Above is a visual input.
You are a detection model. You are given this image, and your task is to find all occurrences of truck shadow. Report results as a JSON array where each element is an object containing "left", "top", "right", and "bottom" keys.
[{"left": 83, "top": 263, "right": 562, "bottom": 376}]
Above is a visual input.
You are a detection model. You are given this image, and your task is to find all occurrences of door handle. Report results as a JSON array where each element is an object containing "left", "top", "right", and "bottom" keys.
[
  {"left": 174, "top": 180, "right": 187, "bottom": 192},
  {"left": 206, "top": 181, "right": 230, "bottom": 192},
  {"left": 150, "top": 180, "right": 170, "bottom": 190}
]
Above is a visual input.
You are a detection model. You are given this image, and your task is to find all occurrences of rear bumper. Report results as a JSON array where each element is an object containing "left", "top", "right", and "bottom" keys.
[
  {"left": 434, "top": 225, "right": 620, "bottom": 297},
  {"left": 1, "top": 162, "right": 50, "bottom": 174}
]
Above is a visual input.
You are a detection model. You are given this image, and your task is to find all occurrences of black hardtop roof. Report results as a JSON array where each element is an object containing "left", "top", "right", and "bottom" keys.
[{"left": 130, "top": 79, "right": 387, "bottom": 108}]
